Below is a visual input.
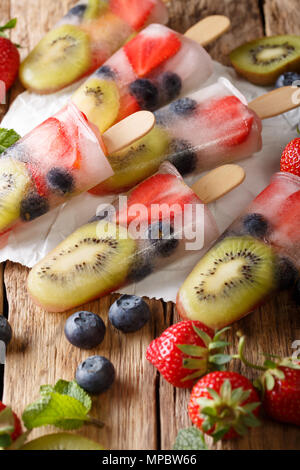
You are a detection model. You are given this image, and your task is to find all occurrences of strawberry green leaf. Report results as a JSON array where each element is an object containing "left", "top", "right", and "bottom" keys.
[
  {"left": 213, "top": 327, "right": 231, "bottom": 341},
  {"left": 192, "top": 325, "right": 211, "bottom": 347},
  {"left": 0, "top": 128, "right": 21, "bottom": 154},
  {"left": 0, "top": 407, "right": 15, "bottom": 435},
  {"left": 173, "top": 427, "right": 208, "bottom": 450},
  {"left": 208, "top": 341, "right": 230, "bottom": 350},
  {"left": 212, "top": 425, "right": 229, "bottom": 442},
  {"left": 265, "top": 372, "right": 275, "bottom": 391},
  {"left": 177, "top": 344, "right": 208, "bottom": 357},
  {"left": 0, "top": 18, "right": 17, "bottom": 32},
  {"left": 209, "top": 354, "right": 232, "bottom": 365},
  {"left": 182, "top": 358, "right": 207, "bottom": 370}
]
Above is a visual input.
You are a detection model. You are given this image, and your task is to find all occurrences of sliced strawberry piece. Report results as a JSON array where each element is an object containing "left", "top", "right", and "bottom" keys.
[
  {"left": 116, "top": 93, "right": 140, "bottom": 123},
  {"left": 201, "top": 96, "right": 254, "bottom": 147},
  {"left": 124, "top": 30, "right": 181, "bottom": 77},
  {"left": 27, "top": 164, "right": 48, "bottom": 197},
  {"left": 275, "top": 190, "right": 300, "bottom": 243},
  {"left": 117, "top": 173, "right": 197, "bottom": 226},
  {"left": 110, "top": 0, "right": 154, "bottom": 31}
]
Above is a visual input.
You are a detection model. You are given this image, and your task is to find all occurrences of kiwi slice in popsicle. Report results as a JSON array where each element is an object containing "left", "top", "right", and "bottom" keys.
[
  {"left": 230, "top": 35, "right": 300, "bottom": 85},
  {"left": 83, "top": 0, "right": 108, "bottom": 20},
  {"left": 28, "top": 221, "right": 137, "bottom": 312},
  {"left": 0, "top": 159, "right": 31, "bottom": 232},
  {"left": 89, "top": 126, "right": 170, "bottom": 195},
  {"left": 72, "top": 77, "right": 120, "bottom": 133},
  {"left": 19, "top": 25, "right": 91, "bottom": 93},
  {"left": 177, "top": 236, "right": 277, "bottom": 329},
  {"left": 21, "top": 433, "right": 104, "bottom": 450}
]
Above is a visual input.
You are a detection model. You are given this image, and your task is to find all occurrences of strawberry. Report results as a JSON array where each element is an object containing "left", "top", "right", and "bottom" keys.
[
  {"left": 272, "top": 190, "right": 300, "bottom": 244},
  {"left": 116, "top": 172, "right": 197, "bottom": 226},
  {"left": 0, "top": 401, "right": 22, "bottom": 446},
  {"left": 110, "top": 0, "right": 155, "bottom": 31},
  {"left": 124, "top": 28, "right": 181, "bottom": 77},
  {"left": 237, "top": 336, "right": 300, "bottom": 426},
  {"left": 0, "top": 19, "right": 20, "bottom": 91},
  {"left": 201, "top": 96, "right": 254, "bottom": 147},
  {"left": 188, "top": 371, "right": 261, "bottom": 441},
  {"left": 280, "top": 138, "right": 300, "bottom": 176},
  {"left": 146, "top": 321, "right": 232, "bottom": 388},
  {"left": 116, "top": 93, "right": 140, "bottom": 123}
]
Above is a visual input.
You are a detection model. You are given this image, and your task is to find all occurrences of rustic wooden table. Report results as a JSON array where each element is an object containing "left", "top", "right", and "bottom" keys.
[{"left": 0, "top": 0, "right": 300, "bottom": 451}]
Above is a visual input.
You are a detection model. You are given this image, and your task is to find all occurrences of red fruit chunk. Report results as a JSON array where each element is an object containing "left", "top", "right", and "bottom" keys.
[
  {"left": 0, "top": 401, "right": 22, "bottom": 442},
  {"left": 110, "top": 0, "right": 154, "bottom": 31},
  {"left": 117, "top": 173, "right": 196, "bottom": 226},
  {"left": 280, "top": 138, "right": 300, "bottom": 177},
  {"left": 116, "top": 93, "right": 140, "bottom": 123},
  {"left": 275, "top": 190, "right": 300, "bottom": 243},
  {"left": 124, "top": 30, "right": 181, "bottom": 77},
  {"left": 201, "top": 96, "right": 254, "bottom": 147}
]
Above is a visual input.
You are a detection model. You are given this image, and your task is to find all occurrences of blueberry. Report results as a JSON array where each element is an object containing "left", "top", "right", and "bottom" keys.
[
  {"left": 275, "top": 72, "right": 300, "bottom": 89},
  {"left": 76, "top": 356, "right": 115, "bottom": 395},
  {"left": 128, "top": 255, "right": 154, "bottom": 283},
  {"left": 95, "top": 65, "right": 116, "bottom": 80},
  {"left": 20, "top": 193, "right": 49, "bottom": 222},
  {"left": 277, "top": 257, "right": 298, "bottom": 290},
  {"left": 0, "top": 316, "right": 12, "bottom": 346},
  {"left": 170, "top": 97, "right": 197, "bottom": 116},
  {"left": 46, "top": 168, "right": 74, "bottom": 195},
  {"left": 242, "top": 213, "right": 269, "bottom": 239},
  {"left": 154, "top": 108, "right": 171, "bottom": 127},
  {"left": 167, "top": 139, "right": 197, "bottom": 175},
  {"left": 146, "top": 221, "right": 179, "bottom": 257},
  {"left": 109, "top": 295, "right": 151, "bottom": 333},
  {"left": 160, "top": 72, "right": 182, "bottom": 102},
  {"left": 130, "top": 79, "right": 159, "bottom": 111},
  {"left": 67, "top": 4, "right": 87, "bottom": 18},
  {"left": 65, "top": 311, "right": 106, "bottom": 350}
]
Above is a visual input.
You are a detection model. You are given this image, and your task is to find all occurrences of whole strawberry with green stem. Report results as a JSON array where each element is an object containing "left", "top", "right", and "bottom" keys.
[
  {"left": 188, "top": 371, "right": 261, "bottom": 442},
  {"left": 146, "top": 321, "right": 232, "bottom": 388},
  {"left": 236, "top": 335, "right": 300, "bottom": 426},
  {"left": 0, "top": 19, "right": 20, "bottom": 91},
  {"left": 280, "top": 137, "right": 300, "bottom": 177}
]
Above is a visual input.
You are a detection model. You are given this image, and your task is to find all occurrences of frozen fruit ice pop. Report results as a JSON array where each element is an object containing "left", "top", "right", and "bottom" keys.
[
  {"left": 0, "top": 102, "right": 113, "bottom": 235},
  {"left": 27, "top": 162, "right": 219, "bottom": 312},
  {"left": 90, "top": 78, "right": 262, "bottom": 195},
  {"left": 72, "top": 23, "right": 214, "bottom": 133},
  {"left": 177, "top": 171, "right": 300, "bottom": 329},
  {"left": 19, "top": 0, "right": 168, "bottom": 93}
]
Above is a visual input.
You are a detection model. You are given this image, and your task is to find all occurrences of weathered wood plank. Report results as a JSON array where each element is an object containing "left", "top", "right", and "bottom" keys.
[{"left": 264, "top": 0, "right": 300, "bottom": 36}]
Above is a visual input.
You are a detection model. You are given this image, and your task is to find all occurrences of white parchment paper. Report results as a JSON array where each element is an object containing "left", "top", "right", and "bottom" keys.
[{"left": 1, "top": 61, "right": 299, "bottom": 302}]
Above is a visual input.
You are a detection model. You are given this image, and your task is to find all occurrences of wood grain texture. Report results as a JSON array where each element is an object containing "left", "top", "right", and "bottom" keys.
[
  {"left": 1, "top": 0, "right": 300, "bottom": 451},
  {"left": 264, "top": 0, "right": 300, "bottom": 36}
]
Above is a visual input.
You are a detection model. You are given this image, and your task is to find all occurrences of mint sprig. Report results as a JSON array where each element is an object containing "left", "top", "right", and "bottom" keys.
[
  {"left": 0, "top": 128, "right": 20, "bottom": 154},
  {"left": 22, "top": 380, "right": 102, "bottom": 431},
  {"left": 173, "top": 427, "right": 208, "bottom": 450}
]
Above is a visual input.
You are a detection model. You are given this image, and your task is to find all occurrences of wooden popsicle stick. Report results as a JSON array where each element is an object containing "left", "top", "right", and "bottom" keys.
[
  {"left": 192, "top": 164, "right": 245, "bottom": 204},
  {"left": 184, "top": 15, "right": 231, "bottom": 46},
  {"left": 248, "top": 86, "right": 300, "bottom": 119},
  {"left": 102, "top": 111, "right": 155, "bottom": 155}
]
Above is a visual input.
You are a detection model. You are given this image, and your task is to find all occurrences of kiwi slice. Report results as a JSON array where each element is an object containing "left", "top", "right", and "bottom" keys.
[
  {"left": 0, "top": 159, "right": 31, "bottom": 232},
  {"left": 90, "top": 126, "right": 170, "bottom": 195},
  {"left": 19, "top": 25, "right": 91, "bottom": 93},
  {"left": 72, "top": 77, "right": 120, "bottom": 133},
  {"left": 21, "top": 433, "right": 104, "bottom": 450},
  {"left": 230, "top": 35, "right": 300, "bottom": 85},
  {"left": 83, "top": 0, "right": 108, "bottom": 20},
  {"left": 177, "top": 236, "right": 277, "bottom": 329},
  {"left": 28, "top": 221, "right": 137, "bottom": 312}
]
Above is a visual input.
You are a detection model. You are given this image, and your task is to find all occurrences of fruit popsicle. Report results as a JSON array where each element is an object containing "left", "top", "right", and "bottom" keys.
[
  {"left": 90, "top": 78, "right": 262, "bottom": 195},
  {"left": 27, "top": 162, "right": 224, "bottom": 312},
  {"left": 20, "top": 0, "right": 168, "bottom": 93},
  {"left": 0, "top": 102, "right": 114, "bottom": 235},
  {"left": 72, "top": 23, "right": 214, "bottom": 133},
  {"left": 177, "top": 171, "right": 300, "bottom": 329}
]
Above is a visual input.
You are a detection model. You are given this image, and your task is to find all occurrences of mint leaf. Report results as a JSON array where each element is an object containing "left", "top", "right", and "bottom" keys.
[
  {"left": 0, "top": 128, "right": 20, "bottom": 154},
  {"left": 22, "top": 380, "right": 92, "bottom": 431},
  {"left": 173, "top": 427, "right": 208, "bottom": 450}
]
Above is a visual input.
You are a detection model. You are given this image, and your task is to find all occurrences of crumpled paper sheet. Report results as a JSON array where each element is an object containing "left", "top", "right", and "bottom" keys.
[{"left": 1, "top": 61, "right": 299, "bottom": 302}]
